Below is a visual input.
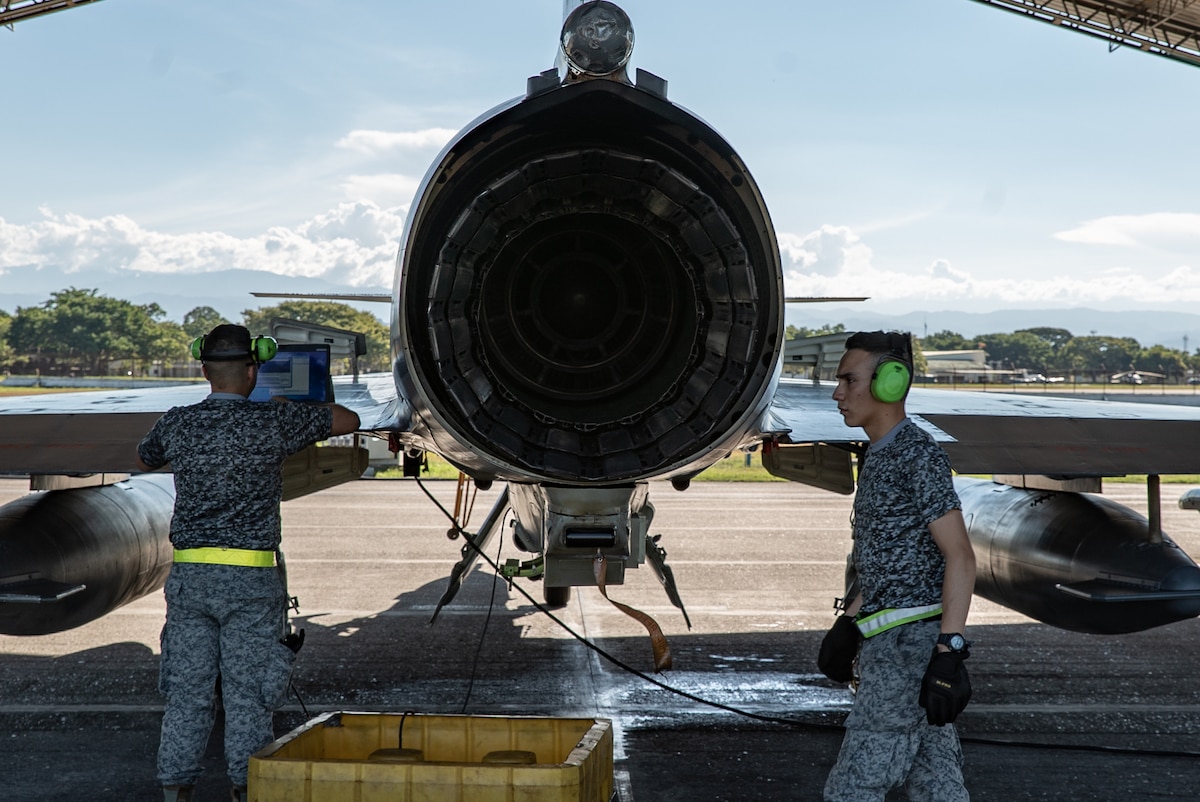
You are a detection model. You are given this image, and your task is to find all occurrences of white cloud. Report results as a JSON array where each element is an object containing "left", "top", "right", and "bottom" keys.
[
  {"left": 779, "top": 223, "right": 1200, "bottom": 311},
  {"left": 778, "top": 225, "right": 874, "bottom": 277},
  {"left": 299, "top": 202, "right": 406, "bottom": 245},
  {"left": 335, "top": 128, "right": 457, "bottom": 155},
  {"left": 0, "top": 203, "right": 406, "bottom": 288},
  {"left": 928, "top": 259, "right": 969, "bottom": 284},
  {"left": 339, "top": 173, "right": 422, "bottom": 211},
  {"left": 1055, "top": 212, "right": 1200, "bottom": 250},
  {"left": 7, "top": 206, "right": 1200, "bottom": 317},
  {"left": 329, "top": 128, "right": 453, "bottom": 212}
]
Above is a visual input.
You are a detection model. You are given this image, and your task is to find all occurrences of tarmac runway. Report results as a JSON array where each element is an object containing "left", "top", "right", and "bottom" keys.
[{"left": 3, "top": 476, "right": 1200, "bottom": 800}]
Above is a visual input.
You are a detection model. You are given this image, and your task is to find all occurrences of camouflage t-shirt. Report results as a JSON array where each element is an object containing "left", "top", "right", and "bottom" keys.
[
  {"left": 852, "top": 418, "right": 961, "bottom": 615},
  {"left": 137, "top": 395, "right": 333, "bottom": 550}
]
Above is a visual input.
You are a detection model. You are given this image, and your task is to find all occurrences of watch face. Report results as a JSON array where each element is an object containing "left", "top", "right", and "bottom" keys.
[{"left": 949, "top": 634, "right": 965, "bottom": 651}]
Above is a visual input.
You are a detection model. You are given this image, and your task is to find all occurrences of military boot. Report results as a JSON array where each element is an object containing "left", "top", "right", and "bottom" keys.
[{"left": 162, "top": 786, "right": 194, "bottom": 802}]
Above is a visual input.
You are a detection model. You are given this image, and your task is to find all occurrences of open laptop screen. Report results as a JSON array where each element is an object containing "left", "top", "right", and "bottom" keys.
[{"left": 249, "top": 344, "right": 333, "bottom": 403}]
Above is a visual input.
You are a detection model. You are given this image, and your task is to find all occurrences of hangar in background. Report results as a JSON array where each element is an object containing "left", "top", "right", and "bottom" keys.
[{"left": 783, "top": 337, "right": 1015, "bottom": 384}]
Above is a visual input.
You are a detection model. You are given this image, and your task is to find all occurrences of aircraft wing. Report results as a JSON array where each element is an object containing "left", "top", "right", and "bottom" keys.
[
  {"left": 9, "top": 2, "right": 1200, "bottom": 642},
  {"left": 767, "top": 378, "right": 1200, "bottom": 476},
  {"left": 0, "top": 373, "right": 404, "bottom": 475}
]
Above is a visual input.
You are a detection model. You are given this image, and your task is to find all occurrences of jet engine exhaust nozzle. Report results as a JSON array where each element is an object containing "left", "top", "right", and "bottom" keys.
[{"left": 399, "top": 80, "right": 782, "bottom": 483}]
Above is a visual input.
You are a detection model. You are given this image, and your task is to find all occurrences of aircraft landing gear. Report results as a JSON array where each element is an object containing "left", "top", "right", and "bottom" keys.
[{"left": 543, "top": 586, "right": 571, "bottom": 608}]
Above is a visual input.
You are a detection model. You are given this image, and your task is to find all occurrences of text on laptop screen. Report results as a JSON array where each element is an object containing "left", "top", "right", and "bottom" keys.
[{"left": 249, "top": 344, "right": 333, "bottom": 403}]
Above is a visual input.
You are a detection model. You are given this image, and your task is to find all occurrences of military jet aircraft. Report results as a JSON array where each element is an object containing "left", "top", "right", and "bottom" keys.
[
  {"left": 3, "top": 1, "right": 1200, "bottom": 639},
  {"left": 1111, "top": 370, "right": 1165, "bottom": 385}
]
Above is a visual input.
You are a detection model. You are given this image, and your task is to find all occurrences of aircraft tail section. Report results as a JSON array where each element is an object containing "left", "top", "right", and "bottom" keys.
[{"left": 395, "top": 75, "right": 783, "bottom": 484}]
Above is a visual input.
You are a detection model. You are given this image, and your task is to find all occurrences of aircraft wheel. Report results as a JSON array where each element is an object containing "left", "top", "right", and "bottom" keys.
[{"left": 543, "top": 586, "right": 571, "bottom": 608}]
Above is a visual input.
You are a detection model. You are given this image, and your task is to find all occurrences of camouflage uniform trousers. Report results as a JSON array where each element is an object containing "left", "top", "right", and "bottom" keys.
[
  {"left": 157, "top": 563, "right": 296, "bottom": 788},
  {"left": 824, "top": 619, "right": 969, "bottom": 802}
]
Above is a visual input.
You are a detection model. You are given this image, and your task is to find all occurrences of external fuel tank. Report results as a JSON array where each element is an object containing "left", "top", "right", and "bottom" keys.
[
  {"left": 0, "top": 475, "right": 175, "bottom": 635},
  {"left": 956, "top": 477, "right": 1200, "bottom": 633}
]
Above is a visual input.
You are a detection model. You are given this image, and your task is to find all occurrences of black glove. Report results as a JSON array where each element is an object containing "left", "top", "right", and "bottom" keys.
[
  {"left": 919, "top": 648, "right": 971, "bottom": 726},
  {"left": 817, "top": 615, "right": 862, "bottom": 683},
  {"left": 280, "top": 628, "right": 306, "bottom": 655}
]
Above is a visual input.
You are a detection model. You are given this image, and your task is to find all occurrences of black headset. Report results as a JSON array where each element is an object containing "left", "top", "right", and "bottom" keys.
[
  {"left": 870, "top": 333, "right": 913, "bottom": 404},
  {"left": 189, "top": 334, "right": 278, "bottom": 364}
]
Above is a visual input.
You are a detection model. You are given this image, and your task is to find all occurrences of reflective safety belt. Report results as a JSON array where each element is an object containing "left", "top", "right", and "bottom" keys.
[
  {"left": 173, "top": 547, "right": 276, "bottom": 568},
  {"left": 856, "top": 603, "right": 942, "bottom": 638}
]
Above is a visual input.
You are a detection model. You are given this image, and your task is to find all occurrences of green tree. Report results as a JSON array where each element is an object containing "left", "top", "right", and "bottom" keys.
[
  {"left": 1060, "top": 335, "right": 1142, "bottom": 381},
  {"left": 1138, "top": 344, "right": 1188, "bottom": 381},
  {"left": 911, "top": 341, "right": 927, "bottom": 378},
  {"left": 0, "top": 310, "right": 13, "bottom": 370},
  {"left": 784, "top": 323, "right": 846, "bottom": 340},
  {"left": 242, "top": 300, "right": 390, "bottom": 372},
  {"left": 1018, "top": 327, "right": 1073, "bottom": 356},
  {"left": 919, "top": 330, "right": 973, "bottom": 351},
  {"left": 8, "top": 288, "right": 177, "bottom": 374},
  {"left": 182, "top": 306, "right": 232, "bottom": 338},
  {"left": 149, "top": 320, "right": 191, "bottom": 366},
  {"left": 974, "top": 331, "right": 1054, "bottom": 374}
]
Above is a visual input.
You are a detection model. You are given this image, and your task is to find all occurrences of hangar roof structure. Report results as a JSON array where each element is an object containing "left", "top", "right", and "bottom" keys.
[
  {"left": 4, "top": 1, "right": 1200, "bottom": 71},
  {"left": 969, "top": 0, "right": 1200, "bottom": 67},
  {"left": 1, "top": 0, "right": 103, "bottom": 29}
]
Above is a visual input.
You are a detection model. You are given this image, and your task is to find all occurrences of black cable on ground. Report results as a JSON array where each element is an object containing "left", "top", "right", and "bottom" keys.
[
  {"left": 414, "top": 477, "right": 1200, "bottom": 761},
  {"left": 288, "top": 679, "right": 310, "bottom": 721},
  {"left": 460, "top": 535, "right": 504, "bottom": 713}
]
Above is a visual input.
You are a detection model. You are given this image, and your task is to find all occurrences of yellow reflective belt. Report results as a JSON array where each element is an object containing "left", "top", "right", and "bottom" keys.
[
  {"left": 855, "top": 604, "right": 942, "bottom": 638},
  {"left": 173, "top": 547, "right": 276, "bottom": 568}
]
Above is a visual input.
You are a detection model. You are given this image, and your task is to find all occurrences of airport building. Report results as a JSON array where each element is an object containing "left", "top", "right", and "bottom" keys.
[{"left": 782, "top": 336, "right": 1012, "bottom": 384}]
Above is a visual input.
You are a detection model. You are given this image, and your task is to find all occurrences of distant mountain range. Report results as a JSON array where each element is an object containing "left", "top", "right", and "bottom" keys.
[
  {"left": 3, "top": 265, "right": 1198, "bottom": 351},
  {"left": 0, "top": 266, "right": 390, "bottom": 323},
  {"left": 787, "top": 306, "right": 1200, "bottom": 351}
]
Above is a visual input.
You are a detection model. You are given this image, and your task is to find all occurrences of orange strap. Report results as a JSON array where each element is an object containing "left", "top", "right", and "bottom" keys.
[
  {"left": 450, "top": 472, "right": 477, "bottom": 537},
  {"left": 593, "top": 553, "right": 672, "bottom": 673}
]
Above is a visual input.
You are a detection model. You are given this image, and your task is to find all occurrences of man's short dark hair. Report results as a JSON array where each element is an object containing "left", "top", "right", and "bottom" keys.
[
  {"left": 201, "top": 324, "right": 253, "bottom": 362},
  {"left": 845, "top": 330, "right": 913, "bottom": 370}
]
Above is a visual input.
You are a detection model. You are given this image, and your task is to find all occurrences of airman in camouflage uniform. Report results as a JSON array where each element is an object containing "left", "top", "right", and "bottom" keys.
[
  {"left": 823, "top": 332, "right": 976, "bottom": 802},
  {"left": 137, "top": 324, "right": 359, "bottom": 802}
]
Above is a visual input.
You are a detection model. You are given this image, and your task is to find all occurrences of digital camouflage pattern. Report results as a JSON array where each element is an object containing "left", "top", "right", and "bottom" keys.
[
  {"left": 824, "top": 620, "right": 968, "bottom": 801},
  {"left": 138, "top": 396, "right": 332, "bottom": 550},
  {"left": 139, "top": 395, "right": 332, "bottom": 789},
  {"left": 851, "top": 420, "right": 961, "bottom": 616},
  {"left": 157, "top": 564, "right": 294, "bottom": 787},
  {"left": 825, "top": 419, "right": 969, "bottom": 801}
]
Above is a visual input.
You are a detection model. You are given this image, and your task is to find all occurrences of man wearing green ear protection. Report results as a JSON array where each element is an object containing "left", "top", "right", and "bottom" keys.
[
  {"left": 136, "top": 324, "right": 360, "bottom": 802},
  {"left": 823, "top": 331, "right": 976, "bottom": 802}
]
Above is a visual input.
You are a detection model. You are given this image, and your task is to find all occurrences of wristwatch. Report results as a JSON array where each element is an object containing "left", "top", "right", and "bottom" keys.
[{"left": 937, "top": 633, "right": 968, "bottom": 652}]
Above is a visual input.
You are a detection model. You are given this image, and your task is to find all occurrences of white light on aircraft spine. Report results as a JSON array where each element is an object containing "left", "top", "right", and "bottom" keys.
[{"left": 560, "top": 1, "right": 634, "bottom": 77}]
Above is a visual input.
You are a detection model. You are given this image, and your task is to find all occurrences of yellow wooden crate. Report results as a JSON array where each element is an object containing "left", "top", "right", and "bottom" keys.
[{"left": 249, "top": 711, "right": 613, "bottom": 802}]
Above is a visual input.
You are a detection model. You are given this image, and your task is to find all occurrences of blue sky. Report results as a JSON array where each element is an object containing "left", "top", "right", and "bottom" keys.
[{"left": 2, "top": 0, "right": 1199, "bottom": 318}]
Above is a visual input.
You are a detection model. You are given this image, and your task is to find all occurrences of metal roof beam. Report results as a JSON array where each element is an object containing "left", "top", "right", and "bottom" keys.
[
  {"left": 1, "top": 0, "right": 104, "bottom": 30},
  {"left": 968, "top": 0, "right": 1200, "bottom": 67}
]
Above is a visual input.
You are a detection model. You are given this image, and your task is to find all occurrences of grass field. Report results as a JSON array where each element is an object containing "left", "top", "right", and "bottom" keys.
[
  {"left": 377, "top": 452, "right": 784, "bottom": 482},
  {"left": 0, "top": 386, "right": 86, "bottom": 396},
  {"left": 379, "top": 452, "right": 1200, "bottom": 484},
  {"left": 0, "top": 383, "right": 202, "bottom": 396}
]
